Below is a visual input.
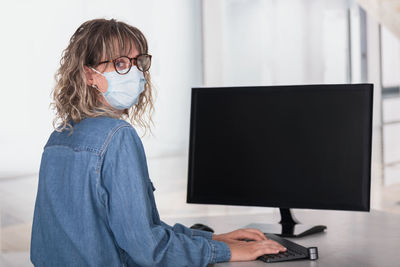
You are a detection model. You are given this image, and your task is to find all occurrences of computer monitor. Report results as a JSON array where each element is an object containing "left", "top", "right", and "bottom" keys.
[{"left": 187, "top": 84, "right": 373, "bottom": 237}]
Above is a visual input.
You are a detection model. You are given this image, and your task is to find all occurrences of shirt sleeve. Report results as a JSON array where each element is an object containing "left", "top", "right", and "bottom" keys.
[
  {"left": 160, "top": 221, "right": 214, "bottom": 240},
  {"left": 100, "top": 126, "right": 231, "bottom": 267}
]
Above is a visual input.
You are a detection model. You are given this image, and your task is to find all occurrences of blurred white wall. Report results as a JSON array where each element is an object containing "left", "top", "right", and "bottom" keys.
[
  {"left": 381, "top": 25, "right": 400, "bottom": 185},
  {"left": 382, "top": 26, "right": 400, "bottom": 87},
  {"left": 203, "top": 0, "right": 351, "bottom": 87},
  {"left": 0, "top": 0, "right": 202, "bottom": 177}
]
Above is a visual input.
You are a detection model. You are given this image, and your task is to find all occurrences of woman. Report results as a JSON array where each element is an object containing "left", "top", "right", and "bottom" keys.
[{"left": 30, "top": 18, "right": 285, "bottom": 267}]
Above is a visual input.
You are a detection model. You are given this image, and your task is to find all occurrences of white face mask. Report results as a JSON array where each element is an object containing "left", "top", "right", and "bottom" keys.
[{"left": 91, "top": 67, "right": 145, "bottom": 110}]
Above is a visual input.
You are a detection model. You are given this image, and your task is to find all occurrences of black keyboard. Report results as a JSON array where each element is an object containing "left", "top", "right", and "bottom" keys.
[{"left": 257, "top": 233, "right": 318, "bottom": 263}]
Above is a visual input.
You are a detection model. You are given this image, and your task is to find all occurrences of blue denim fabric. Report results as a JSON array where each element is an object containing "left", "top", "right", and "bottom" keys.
[{"left": 31, "top": 117, "right": 231, "bottom": 267}]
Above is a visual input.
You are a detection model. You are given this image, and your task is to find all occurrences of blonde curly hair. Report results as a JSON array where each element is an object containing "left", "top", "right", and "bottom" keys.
[{"left": 51, "top": 18, "right": 154, "bottom": 134}]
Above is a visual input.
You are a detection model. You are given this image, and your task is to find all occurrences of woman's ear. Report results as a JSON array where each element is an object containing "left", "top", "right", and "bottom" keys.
[
  {"left": 84, "top": 66, "right": 94, "bottom": 87},
  {"left": 84, "top": 66, "right": 108, "bottom": 93}
]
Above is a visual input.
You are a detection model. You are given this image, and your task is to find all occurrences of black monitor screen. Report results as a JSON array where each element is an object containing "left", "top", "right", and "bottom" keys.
[{"left": 187, "top": 84, "right": 373, "bottom": 212}]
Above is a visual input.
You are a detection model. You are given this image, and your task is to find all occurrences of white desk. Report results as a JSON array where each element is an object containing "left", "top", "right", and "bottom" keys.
[{"left": 165, "top": 209, "right": 400, "bottom": 267}]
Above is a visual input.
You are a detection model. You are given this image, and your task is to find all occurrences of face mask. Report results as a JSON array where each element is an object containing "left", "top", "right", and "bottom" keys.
[{"left": 90, "top": 67, "right": 146, "bottom": 110}]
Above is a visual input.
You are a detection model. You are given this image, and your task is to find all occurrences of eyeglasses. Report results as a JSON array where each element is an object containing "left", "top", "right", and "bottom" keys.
[{"left": 95, "top": 54, "right": 152, "bottom": 75}]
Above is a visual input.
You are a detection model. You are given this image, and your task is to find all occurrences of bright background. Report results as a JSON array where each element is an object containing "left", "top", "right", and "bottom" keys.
[{"left": 0, "top": 0, "right": 400, "bottom": 266}]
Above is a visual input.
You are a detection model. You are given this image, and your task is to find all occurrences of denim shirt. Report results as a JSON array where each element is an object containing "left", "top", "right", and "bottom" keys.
[{"left": 31, "top": 116, "right": 231, "bottom": 267}]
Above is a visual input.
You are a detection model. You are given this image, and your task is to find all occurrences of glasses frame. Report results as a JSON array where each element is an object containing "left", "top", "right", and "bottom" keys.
[{"left": 95, "top": 53, "right": 152, "bottom": 74}]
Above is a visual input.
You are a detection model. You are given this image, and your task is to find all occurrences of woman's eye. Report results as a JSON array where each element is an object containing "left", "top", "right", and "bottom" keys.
[{"left": 115, "top": 61, "right": 125, "bottom": 69}]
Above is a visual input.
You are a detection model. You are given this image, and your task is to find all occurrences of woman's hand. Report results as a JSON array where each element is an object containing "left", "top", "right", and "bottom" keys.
[
  {"left": 213, "top": 228, "right": 286, "bottom": 262},
  {"left": 213, "top": 228, "right": 267, "bottom": 242},
  {"left": 225, "top": 239, "right": 286, "bottom": 261}
]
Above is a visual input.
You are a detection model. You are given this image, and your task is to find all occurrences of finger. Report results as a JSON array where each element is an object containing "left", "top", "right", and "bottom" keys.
[
  {"left": 269, "top": 243, "right": 286, "bottom": 252},
  {"left": 239, "top": 231, "right": 264, "bottom": 241},
  {"left": 267, "top": 239, "right": 285, "bottom": 249},
  {"left": 253, "top": 245, "right": 281, "bottom": 256},
  {"left": 266, "top": 240, "right": 286, "bottom": 250},
  {"left": 258, "top": 240, "right": 286, "bottom": 251},
  {"left": 242, "top": 229, "right": 266, "bottom": 240},
  {"left": 263, "top": 247, "right": 281, "bottom": 254},
  {"left": 243, "top": 228, "right": 268, "bottom": 240}
]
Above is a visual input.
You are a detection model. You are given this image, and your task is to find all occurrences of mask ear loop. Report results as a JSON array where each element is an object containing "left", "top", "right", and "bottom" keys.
[
  {"left": 89, "top": 67, "right": 103, "bottom": 92},
  {"left": 89, "top": 67, "right": 103, "bottom": 75}
]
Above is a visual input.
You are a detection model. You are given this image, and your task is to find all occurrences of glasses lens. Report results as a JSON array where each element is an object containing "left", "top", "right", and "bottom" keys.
[
  {"left": 114, "top": 57, "right": 131, "bottom": 74},
  {"left": 136, "top": 55, "right": 151, "bottom": 72}
]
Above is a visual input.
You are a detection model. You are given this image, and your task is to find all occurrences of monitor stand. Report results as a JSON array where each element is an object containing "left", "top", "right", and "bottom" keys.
[{"left": 245, "top": 208, "right": 327, "bottom": 238}]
